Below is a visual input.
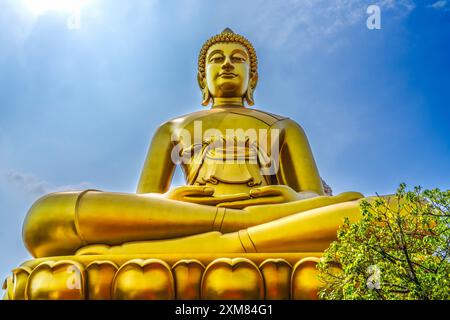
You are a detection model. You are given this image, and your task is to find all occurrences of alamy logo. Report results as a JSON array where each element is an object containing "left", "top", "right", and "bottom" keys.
[
  {"left": 367, "top": 5, "right": 382, "bottom": 30},
  {"left": 66, "top": 265, "right": 82, "bottom": 290}
]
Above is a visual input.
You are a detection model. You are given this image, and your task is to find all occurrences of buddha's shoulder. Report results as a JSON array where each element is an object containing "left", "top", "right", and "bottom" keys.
[{"left": 156, "top": 109, "right": 212, "bottom": 130}]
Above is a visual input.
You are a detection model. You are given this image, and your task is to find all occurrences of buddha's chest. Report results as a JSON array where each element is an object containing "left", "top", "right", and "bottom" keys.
[{"left": 171, "top": 112, "right": 283, "bottom": 195}]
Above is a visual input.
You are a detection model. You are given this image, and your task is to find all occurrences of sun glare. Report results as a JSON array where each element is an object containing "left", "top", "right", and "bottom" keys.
[{"left": 24, "top": 0, "right": 92, "bottom": 16}]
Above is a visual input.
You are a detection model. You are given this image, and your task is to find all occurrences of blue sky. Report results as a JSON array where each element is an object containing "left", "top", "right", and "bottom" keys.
[{"left": 0, "top": 0, "right": 449, "bottom": 284}]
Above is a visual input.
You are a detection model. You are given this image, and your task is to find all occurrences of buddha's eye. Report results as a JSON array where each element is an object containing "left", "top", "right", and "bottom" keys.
[
  {"left": 209, "top": 55, "right": 224, "bottom": 63},
  {"left": 231, "top": 55, "right": 246, "bottom": 63}
]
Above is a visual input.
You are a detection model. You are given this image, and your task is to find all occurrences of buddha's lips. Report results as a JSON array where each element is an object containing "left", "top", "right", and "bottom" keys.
[{"left": 219, "top": 72, "right": 238, "bottom": 78}]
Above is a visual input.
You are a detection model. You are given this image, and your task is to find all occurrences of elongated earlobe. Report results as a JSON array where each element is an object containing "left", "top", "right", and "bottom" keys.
[
  {"left": 245, "top": 73, "right": 258, "bottom": 106},
  {"left": 197, "top": 72, "right": 211, "bottom": 106}
]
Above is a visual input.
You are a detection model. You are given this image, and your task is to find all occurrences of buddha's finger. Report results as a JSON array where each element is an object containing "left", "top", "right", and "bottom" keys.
[
  {"left": 217, "top": 196, "right": 285, "bottom": 209},
  {"left": 249, "top": 187, "right": 282, "bottom": 198},
  {"left": 182, "top": 187, "right": 215, "bottom": 197},
  {"left": 172, "top": 186, "right": 215, "bottom": 198},
  {"left": 183, "top": 193, "right": 250, "bottom": 205},
  {"left": 182, "top": 196, "right": 223, "bottom": 205}
]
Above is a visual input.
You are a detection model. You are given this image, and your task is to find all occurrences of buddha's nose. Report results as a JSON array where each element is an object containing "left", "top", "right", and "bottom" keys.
[{"left": 222, "top": 58, "right": 234, "bottom": 71}]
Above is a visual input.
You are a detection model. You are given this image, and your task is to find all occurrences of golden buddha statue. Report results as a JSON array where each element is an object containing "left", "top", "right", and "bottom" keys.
[{"left": 4, "top": 29, "right": 374, "bottom": 300}]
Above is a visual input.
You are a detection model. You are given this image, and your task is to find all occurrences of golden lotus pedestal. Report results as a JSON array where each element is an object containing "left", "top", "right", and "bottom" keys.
[{"left": 3, "top": 253, "right": 324, "bottom": 300}]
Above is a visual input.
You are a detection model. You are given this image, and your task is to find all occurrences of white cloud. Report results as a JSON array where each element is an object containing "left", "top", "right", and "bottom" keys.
[
  {"left": 428, "top": 1, "right": 448, "bottom": 9},
  {"left": 5, "top": 170, "right": 92, "bottom": 196},
  {"left": 238, "top": 0, "right": 416, "bottom": 53}
]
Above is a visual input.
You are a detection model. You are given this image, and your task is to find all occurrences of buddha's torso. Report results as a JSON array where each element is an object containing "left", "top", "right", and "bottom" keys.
[{"left": 169, "top": 107, "right": 287, "bottom": 195}]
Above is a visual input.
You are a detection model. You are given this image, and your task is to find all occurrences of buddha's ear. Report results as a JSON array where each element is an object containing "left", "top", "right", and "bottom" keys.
[
  {"left": 197, "top": 72, "right": 211, "bottom": 106},
  {"left": 245, "top": 72, "right": 258, "bottom": 106}
]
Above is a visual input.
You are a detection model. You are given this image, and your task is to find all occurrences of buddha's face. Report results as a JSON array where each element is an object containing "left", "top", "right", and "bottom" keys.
[{"left": 205, "top": 42, "right": 250, "bottom": 99}]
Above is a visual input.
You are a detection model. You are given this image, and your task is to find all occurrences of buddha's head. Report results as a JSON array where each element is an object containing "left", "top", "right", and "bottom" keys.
[{"left": 198, "top": 28, "right": 258, "bottom": 107}]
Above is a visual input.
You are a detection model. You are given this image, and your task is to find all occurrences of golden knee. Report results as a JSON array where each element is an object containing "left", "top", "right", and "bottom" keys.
[{"left": 22, "top": 191, "right": 86, "bottom": 258}]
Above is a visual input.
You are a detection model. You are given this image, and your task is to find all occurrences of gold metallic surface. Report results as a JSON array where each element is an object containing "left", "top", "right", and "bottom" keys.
[
  {"left": 201, "top": 258, "right": 264, "bottom": 300},
  {"left": 25, "top": 261, "right": 85, "bottom": 300},
  {"left": 291, "top": 258, "right": 323, "bottom": 300},
  {"left": 4, "top": 28, "right": 385, "bottom": 299},
  {"left": 259, "top": 259, "right": 292, "bottom": 300},
  {"left": 4, "top": 254, "right": 322, "bottom": 300},
  {"left": 172, "top": 260, "right": 205, "bottom": 300},
  {"left": 112, "top": 259, "right": 175, "bottom": 300},
  {"left": 8, "top": 267, "right": 31, "bottom": 300},
  {"left": 85, "top": 261, "right": 118, "bottom": 300},
  {"left": 3, "top": 276, "right": 13, "bottom": 300}
]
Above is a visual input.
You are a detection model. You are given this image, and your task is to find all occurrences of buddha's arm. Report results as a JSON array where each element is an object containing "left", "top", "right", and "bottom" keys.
[
  {"left": 273, "top": 118, "right": 325, "bottom": 195},
  {"left": 137, "top": 121, "right": 176, "bottom": 194}
]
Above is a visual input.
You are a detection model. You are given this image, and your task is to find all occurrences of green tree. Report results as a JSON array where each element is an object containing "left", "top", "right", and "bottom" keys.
[{"left": 317, "top": 184, "right": 449, "bottom": 300}]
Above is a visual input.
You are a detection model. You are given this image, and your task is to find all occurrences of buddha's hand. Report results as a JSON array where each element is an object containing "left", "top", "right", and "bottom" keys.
[
  {"left": 251, "top": 185, "right": 319, "bottom": 202},
  {"left": 164, "top": 185, "right": 250, "bottom": 205},
  {"left": 217, "top": 185, "right": 319, "bottom": 209}
]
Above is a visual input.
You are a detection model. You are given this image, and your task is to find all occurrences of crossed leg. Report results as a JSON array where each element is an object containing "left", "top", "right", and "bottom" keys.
[{"left": 76, "top": 196, "right": 367, "bottom": 255}]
